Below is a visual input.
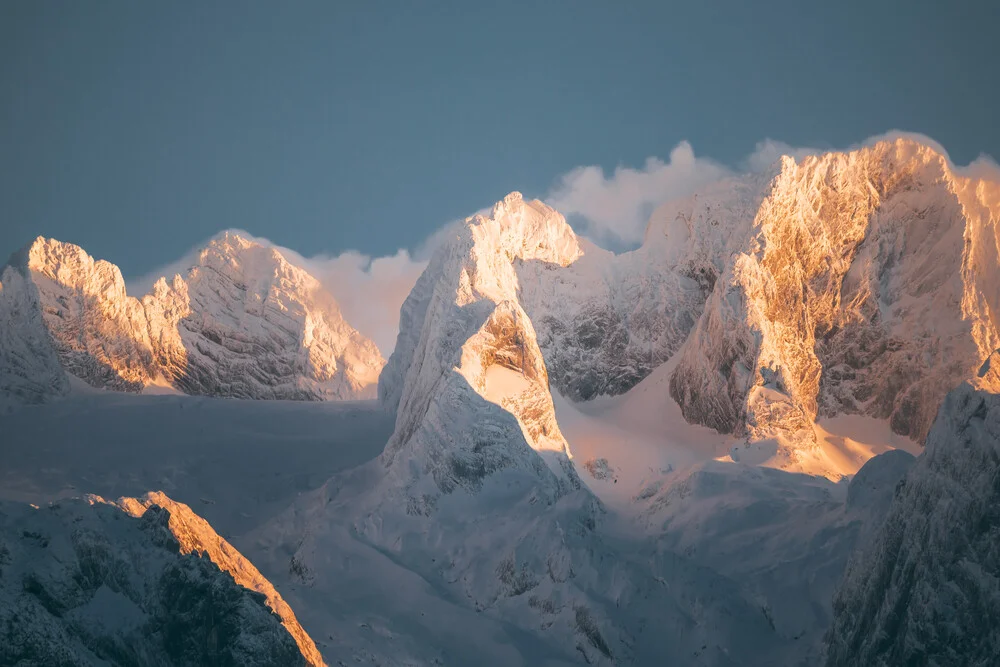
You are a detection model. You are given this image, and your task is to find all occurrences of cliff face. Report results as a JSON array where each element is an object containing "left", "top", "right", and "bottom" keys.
[
  {"left": 670, "top": 139, "right": 1000, "bottom": 461},
  {"left": 0, "top": 231, "right": 384, "bottom": 403}
]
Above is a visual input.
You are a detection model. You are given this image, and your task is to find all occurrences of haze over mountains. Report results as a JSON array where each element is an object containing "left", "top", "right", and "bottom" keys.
[{"left": 3, "top": 135, "right": 1000, "bottom": 665}]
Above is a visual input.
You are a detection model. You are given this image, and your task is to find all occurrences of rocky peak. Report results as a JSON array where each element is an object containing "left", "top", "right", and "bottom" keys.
[
  {"left": 0, "top": 233, "right": 385, "bottom": 403},
  {"left": 669, "top": 138, "right": 1000, "bottom": 472}
]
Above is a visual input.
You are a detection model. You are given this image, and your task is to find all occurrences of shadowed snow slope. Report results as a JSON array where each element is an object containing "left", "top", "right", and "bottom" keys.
[
  {"left": 0, "top": 231, "right": 384, "bottom": 405},
  {"left": 825, "top": 351, "right": 1000, "bottom": 666},
  {"left": 0, "top": 494, "right": 321, "bottom": 666}
]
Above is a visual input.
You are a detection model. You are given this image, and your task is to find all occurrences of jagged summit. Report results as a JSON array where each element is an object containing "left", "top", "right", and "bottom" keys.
[
  {"left": 378, "top": 191, "right": 580, "bottom": 495},
  {"left": 670, "top": 137, "right": 1000, "bottom": 473},
  {"left": 379, "top": 137, "right": 1000, "bottom": 482},
  {"left": 0, "top": 232, "right": 384, "bottom": 404}
]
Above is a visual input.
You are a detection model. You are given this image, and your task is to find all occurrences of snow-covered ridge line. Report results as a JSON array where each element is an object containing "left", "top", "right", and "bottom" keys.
[
  {"left": 0, "top": 230, "right": 385, "bottom": 404},
  {"left": 381, "top": 137, "right": 1000, "bottom": 482},
  {"left": 113, "top": 492, "right": 325, "bottom": 667},
  {"left": 0, "top": 493, "right": 321, "bottom": 666}
]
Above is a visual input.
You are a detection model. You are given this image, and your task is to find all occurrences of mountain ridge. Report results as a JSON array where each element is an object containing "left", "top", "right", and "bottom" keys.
[{"left": 0, "top": 231, "right": 385, "bottom": 404}]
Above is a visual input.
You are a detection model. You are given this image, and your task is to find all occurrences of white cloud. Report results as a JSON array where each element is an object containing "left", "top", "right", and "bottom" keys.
[
  {"left": 544, "top": 142, "right": 731, "bottom": 247},
  {"left": 743, "top": 139, "right": 821, "bottom": 173},
  {"left": 280, "top": 247, "right": 427, "bottom": 355}
]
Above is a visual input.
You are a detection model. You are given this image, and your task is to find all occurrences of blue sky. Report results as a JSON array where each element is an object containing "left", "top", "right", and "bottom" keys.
[{"left": 2, "top": 0, "right": 998, "bottom": 282}]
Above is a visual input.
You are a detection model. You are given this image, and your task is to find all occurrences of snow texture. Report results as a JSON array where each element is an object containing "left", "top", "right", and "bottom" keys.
[{"left": 825, "top": 351, "right": 1000, "bottom": 666}]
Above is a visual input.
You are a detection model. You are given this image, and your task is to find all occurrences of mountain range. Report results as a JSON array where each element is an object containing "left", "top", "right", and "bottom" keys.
[
  {"left": 2, "top": 136, "right": 1000, "bottom": 665},
  {"left": 0, "top": 230, "right": 385, "bottom": 406}
]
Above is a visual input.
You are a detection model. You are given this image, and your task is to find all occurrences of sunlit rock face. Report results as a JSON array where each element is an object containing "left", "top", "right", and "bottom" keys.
[
  {"left": 825, "top": 352, "right": 1000, "bottom": 666},
  {"left": 0, "top": 231, "right": 384, "bottom": 402},
  {"left": 0, "top": 494, "right": 322, "bottom": 667},
  {"left": 670, "top": 138, "right": 1000, "bottom": 457}
]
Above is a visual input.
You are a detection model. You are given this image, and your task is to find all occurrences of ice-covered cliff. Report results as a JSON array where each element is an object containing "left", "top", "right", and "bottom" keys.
[{"left": 0, "top": 231, "right": 384, "bottom": 403}]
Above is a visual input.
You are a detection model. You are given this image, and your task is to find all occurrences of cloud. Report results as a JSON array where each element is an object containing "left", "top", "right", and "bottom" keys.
[
  {"left": 280, "top": 247, "right": 427, "bottom": 355},
  {"left": 742, "top": 139, "right": 821, "bottom": 173},
  {"left": 544, "top": 142, "right": 731, "bottom": 247}
]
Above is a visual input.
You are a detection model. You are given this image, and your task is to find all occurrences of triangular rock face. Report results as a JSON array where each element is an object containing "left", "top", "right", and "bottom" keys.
[
  {"left": 0, "top": 231, "right": 385, "bottom": 403},
  {"left": 378, "top": 193, "right": 583, "bottom": 502},
  {"left": 825, "top": 352, "right": 1000, "bottom": 666},
  {"left": 669, "top": 138, "right": 1000, "bottom": 463},
  {"left": 115, "top": 492, "right": 325, "bottom": 667},
  {"left": 0, "top": 494, "right": 322, "bottom": 667}
]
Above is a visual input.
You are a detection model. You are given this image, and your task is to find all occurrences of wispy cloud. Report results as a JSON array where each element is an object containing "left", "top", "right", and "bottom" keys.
[
  {"left": 544, "top": 142, "right": 731, "bottom": 247},
  {"left": 279, "top": 247, "right": 427, "bottom": 355}
]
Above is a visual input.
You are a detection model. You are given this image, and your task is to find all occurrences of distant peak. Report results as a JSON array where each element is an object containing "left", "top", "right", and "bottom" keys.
[{"left": 487, "top": 191, "right": 526, "bottom": 219}]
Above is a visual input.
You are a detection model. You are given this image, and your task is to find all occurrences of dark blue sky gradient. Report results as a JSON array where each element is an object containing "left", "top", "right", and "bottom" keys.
[{"left": 2, "top": 0, "right": 997, "bottom": 276}]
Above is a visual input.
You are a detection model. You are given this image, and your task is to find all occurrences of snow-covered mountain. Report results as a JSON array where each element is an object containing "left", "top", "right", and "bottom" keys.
[
  {"left": 824, "top": 351, "right": 1000, "bottom": 666},
  {"left": 5, "top": 135, "right": 1000, "bottom": 665},
  {"left": 381, "top": 137, "right": 1000, "bottom": 479},
  {"left": 672, "top": 139, "right": 1000, "bottom": 471},
  {"left": 0, "top": 231, "right": 384, "bottom": 404},
  {"left": 0, "top": 492, "right": 322, "bottom": 666},
  {"left": 273, "top": 194, "right": 785, "bottom": 665}
]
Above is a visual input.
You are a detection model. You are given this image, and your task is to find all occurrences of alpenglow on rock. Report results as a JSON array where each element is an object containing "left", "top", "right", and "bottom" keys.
[
  {"left": 0, "top": 493, "right": 323, "bottom": 667},
  {"left": 668, "top": 138, "right": 1000, "bottom": 460},
  {"left": 0, "top": 231, "right": 384, "bottom": 403}
]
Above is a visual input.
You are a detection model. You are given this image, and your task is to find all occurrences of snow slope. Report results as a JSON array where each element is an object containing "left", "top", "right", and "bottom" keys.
[
  {"left": 0, "top": 494, "right": 320, "bottom": 666},
  {"left": 0, "top": 231, "right": 384, "bottom": 405}
]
